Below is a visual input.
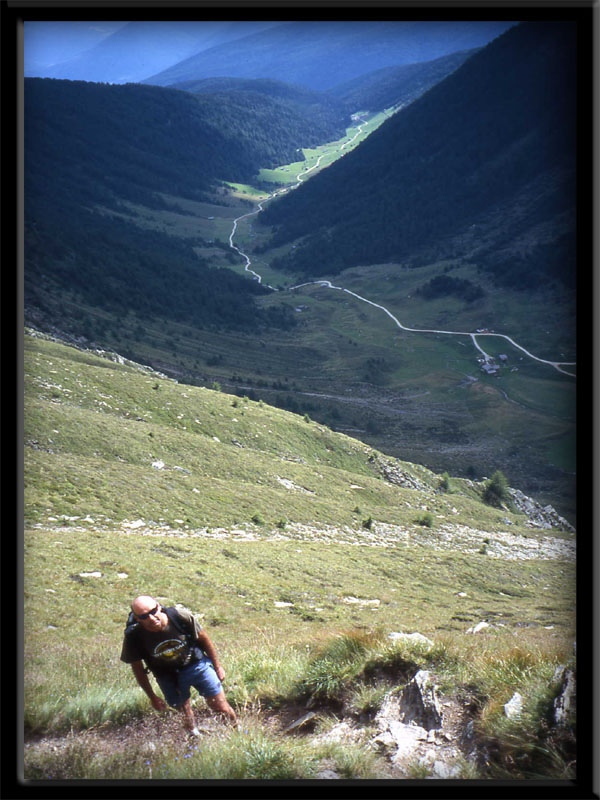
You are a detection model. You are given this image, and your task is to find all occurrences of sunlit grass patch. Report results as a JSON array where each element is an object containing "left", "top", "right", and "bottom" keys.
[{"left": 25, "top": 685, "right": 147, "bottom": 735}]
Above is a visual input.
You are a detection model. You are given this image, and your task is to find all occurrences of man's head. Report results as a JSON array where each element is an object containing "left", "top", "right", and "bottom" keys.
[{"left": 131, "top": 595, "right": 168, "bottom": 632}]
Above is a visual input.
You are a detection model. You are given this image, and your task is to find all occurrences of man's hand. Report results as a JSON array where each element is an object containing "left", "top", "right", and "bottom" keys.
[
  {"left": 150, "top": 694, "right": 167, "bottom": 711},
  {"left": 215, "top": 665, "right": 226, "bottom": 682}
]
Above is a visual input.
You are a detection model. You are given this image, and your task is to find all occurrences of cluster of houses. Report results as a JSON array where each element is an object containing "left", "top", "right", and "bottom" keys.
[{"left": 478, "top": 353, "right": 509, "bottom": 375}]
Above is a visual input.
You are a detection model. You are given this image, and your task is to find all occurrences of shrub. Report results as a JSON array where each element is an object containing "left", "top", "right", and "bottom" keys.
[
  {"left": 440, "top": 472, "right": 451, "bottom": 492},
  {"left": 417, "top": 512, "right": 434, "bottom": 527},
  {"left": 362, "top": 516, "right": 374, "bottom": 530},
  {"left": 483, "top": 470, "right": 510, "bottom": 508},
  {"left": 251, "top": 512, "right": 265, "bottom": 525}
]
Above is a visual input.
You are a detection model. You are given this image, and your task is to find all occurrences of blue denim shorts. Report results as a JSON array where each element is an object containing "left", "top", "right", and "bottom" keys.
[{"left": 155, "top": 656, "right": 223, "bottom": 708}]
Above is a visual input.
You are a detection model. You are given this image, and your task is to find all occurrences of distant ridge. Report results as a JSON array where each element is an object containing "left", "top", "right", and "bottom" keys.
[
  {"left": 30, "top": 21, "right": 280, "bottom": 83},
  {"left": 144, "top": 20, "right": 516, "bottom": 90}
]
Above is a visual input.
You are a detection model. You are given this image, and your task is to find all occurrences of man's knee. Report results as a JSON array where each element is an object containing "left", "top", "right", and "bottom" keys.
[
  {"left": 206, "top": 690, "right": 230, "bottom": 712},
  {"left": 206, "top": 692, "right": 234, "bottom": 715}
]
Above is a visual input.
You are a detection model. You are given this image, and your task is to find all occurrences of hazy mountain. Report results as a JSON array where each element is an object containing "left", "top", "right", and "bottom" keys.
[
  {"left": 24, "top": 21, "right": 126, "bottom": 75},
  {"left": 260, "top": 22, "right": 577, "bottom": 290},
  {"left": 144, "top": 20, "right": 516, "bottom": 91},
  {"left": 30, "top": 21, "right": 280, "bottom": 84},
  {"left": 327, "top": 48, "right": 479, "bottom": 112}
]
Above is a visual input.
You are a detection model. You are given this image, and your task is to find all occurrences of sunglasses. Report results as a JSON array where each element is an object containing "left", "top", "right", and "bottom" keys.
[{"left": 136, "top": 604, "right": 160, "bottom": 620}]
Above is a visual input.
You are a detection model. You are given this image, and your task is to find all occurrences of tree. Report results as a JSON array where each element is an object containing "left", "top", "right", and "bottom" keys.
[{"left": 483, "top": 470, "right": 510, "bottom": 508}]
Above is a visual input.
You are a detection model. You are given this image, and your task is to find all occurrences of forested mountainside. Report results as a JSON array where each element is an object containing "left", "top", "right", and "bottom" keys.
[
  {"left": 327, "top": 48, "right": 478, "bottom": 113},
  {"left": 25, "top": 78, "right": 346, "bottom": 207},
  {"left": 171, "top": 78, "right": 349, "bottom": 145},
  {"left": 144, "top": 20, "right": 515, "bottom": 90},
  {"left": 30, "top": 21, "right": 280, "bottom": 83},
  {"left": 260, "top": 22, "right": 577, "bottom": 291},
  {"left": 24, "top": 78, "right": 313, "bottom": 333}
]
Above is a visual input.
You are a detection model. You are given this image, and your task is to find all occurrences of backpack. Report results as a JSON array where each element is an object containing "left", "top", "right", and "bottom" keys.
[{"left": 124, "top": 604, "right": 204, "bottom": 669}]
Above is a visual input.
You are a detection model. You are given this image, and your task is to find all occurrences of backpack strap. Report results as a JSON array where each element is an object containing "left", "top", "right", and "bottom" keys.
[
  {"left": 165, "top": 606, "right": 205, "bottom": 663},
  {"left": 164, "top": 606, "right": 191, "bottom": 637}
]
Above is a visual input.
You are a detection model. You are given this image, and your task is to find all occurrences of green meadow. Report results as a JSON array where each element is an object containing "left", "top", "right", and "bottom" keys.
[{"left": 23, "top": 330, "right": 576, "bottom": 780}]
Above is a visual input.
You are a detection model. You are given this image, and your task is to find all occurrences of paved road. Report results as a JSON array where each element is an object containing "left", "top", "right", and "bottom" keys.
[
  {"left": 227, "top": 125, "right": 576, "bottom": 379},
  {"left": 289, "top": 280, "right": 576, "bottom": 377},
  {"left": 228, "top": 120, "right": 370, "bottom": 286}
]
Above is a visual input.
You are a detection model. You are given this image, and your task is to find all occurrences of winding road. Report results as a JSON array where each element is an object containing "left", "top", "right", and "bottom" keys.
[{"left": 226, "top": 122, "right": 576, "bottom": 379}]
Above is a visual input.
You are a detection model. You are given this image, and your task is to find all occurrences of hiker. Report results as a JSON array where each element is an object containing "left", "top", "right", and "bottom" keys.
[{"left": 120, "top": 595, "right": 237, "bottom": 734}]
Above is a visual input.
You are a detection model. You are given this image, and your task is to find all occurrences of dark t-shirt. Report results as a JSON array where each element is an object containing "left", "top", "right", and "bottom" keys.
[{"left": 120, "top": 606, "right": 203, "bottom": 675}]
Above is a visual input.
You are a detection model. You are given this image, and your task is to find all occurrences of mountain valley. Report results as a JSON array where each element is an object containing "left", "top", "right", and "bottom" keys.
[{"left": 16, "top": 13, "right": 591, "bottom": 784}]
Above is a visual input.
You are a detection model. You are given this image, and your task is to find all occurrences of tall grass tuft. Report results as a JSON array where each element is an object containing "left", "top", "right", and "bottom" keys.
[
  {"left": 297, "top": 630, "right": 386, "bottom": 702},
  {"left": 25, "top": 685, "right": 147, "bottom": 734},
  {"left": 227, "top": 645, "right": 309, "bottom": 708}
]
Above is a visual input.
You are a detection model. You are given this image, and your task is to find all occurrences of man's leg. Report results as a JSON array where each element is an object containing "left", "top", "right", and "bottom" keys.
[
  {"left": 178, "top": 697, "right": 197, "bottom": 731},
  {"left": 206, "top": 690, "right": 237, "bottom": 724},
  {"left": 155, "top": 672, "right": 196, "bottom": 733}
]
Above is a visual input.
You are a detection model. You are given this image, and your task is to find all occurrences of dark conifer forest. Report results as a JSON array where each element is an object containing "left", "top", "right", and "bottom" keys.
[{"left": 24, "top": 77, "right": 348, "bottom": 333}]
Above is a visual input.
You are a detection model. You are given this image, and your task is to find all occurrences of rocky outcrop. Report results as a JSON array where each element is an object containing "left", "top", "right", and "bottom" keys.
[
  {"left": 553, "top": 666, "right": 576, "bottom": 726},
  {"left": 508, "top": 488, "right": 575, "bottom": 532},
  {"left": 371, "top": 670, "right": 465, "bottom": 777},
  {"left": 376, "top": 456, "right": 435, "bottom": 494}
]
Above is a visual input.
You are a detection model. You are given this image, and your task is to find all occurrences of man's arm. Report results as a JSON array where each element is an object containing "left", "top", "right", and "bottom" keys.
[
  {"left": 131, "top": 661, "right": 167, "bottom": 710},
  {"left": 196, "top": 630, "right": 226, "bottom": 682}
]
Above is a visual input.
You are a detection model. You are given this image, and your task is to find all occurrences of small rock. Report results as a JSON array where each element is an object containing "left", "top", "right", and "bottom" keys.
[
  {"left": 343, "top": 596, "right": 380, "bottom": 606},
  {"left": 553, "top": 669, "right": 576, "bottom": 726},
  {"left": 432, "top": 760, "right": 462, "bottom": 779},
  {"left": 504, "top": 692, "right": 524, "bottom": 719},
  {"left": 315, "top": 769, "right": 341, "bottom": 779},
  {"left": 388, "top": 631, "right": 434, "bottom": 648},
  {"left": 283, "top": 712, "right": 317, "bottom": 733},
  {"left": 467, "top": 621, "right": 490, "bottom": 634},
  {"left": 152, "top": 460, "right": 165, "bottom": 469}
]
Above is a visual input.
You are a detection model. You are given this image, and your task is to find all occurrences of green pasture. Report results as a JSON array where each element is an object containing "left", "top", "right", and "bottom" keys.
[{"left": 22, "top": 331, "right": 577, "bottom": 780}]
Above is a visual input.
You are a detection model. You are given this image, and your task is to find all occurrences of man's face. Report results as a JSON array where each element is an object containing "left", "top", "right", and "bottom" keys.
[{"left": 132, "top": 597, "right": 168, "bottom": 632}]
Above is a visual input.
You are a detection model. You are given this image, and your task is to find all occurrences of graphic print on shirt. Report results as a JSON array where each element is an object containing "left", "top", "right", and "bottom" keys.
[{"left": 153, "top": 637, "right": 191, "bottom": 667}]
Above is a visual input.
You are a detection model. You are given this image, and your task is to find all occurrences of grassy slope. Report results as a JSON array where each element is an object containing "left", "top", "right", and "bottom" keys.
[
  {"left": 26, "top": 115, "right": 576, "bottom": 525},
  {"left": 24, "top": 329, "right": 575, "bottom": 648},
  {"left": 23, "top": 329, "right": 577, "bottom": 779}
]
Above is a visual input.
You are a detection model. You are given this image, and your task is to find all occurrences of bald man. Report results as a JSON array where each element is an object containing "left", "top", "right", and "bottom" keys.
[{"left": 120, "top": 595, "right": 237, "bottom": 734}]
